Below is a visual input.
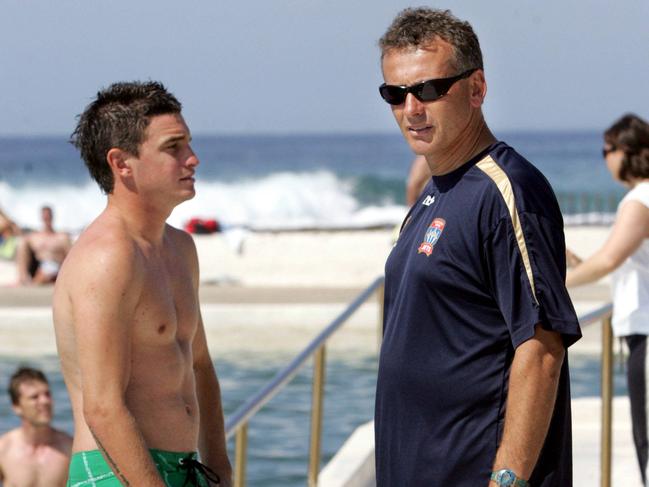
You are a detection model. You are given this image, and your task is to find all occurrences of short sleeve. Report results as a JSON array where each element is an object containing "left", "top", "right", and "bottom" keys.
[
  {"left": 483, "top": 213, "right": 581, "bottom": 349},
  {"left": 622, "top": 182, "right": 649, "bottom": 210}
]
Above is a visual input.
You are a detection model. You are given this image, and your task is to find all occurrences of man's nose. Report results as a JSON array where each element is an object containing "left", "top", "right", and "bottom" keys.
[
  {"left": 186, "top": 146, "right": 200, "bottom": 167},
  {"left": 403, "top": 93, "right": 425, "bottom": 117}
]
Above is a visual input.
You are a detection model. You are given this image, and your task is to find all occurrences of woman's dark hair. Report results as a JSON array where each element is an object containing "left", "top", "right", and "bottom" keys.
[{"left": 604, "top": 113, "right": 649, "bottom": 182}]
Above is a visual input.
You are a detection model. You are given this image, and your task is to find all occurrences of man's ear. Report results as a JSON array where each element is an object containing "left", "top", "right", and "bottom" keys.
[
  {"left": 106, "top": 148, "right": 132, "bottom": 177},
  {"left": 11, "top": 403, "right": 22, "bottom": 417},
  {"left": 469, "top": 69, "right": 487, "bottom": 108}
]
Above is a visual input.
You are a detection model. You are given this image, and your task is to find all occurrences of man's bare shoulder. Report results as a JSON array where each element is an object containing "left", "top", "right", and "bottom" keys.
[
  {"left": 0, "top": 428, "right": 19, "bottom": 457},
  {"left": 53, "top": 428, "right": 73, "bottom": 454},
  {"left": 165, "top": 224, "right": 199, "bottom": 264},
  {"left": 55, "top": 214, "right": 144, "bottom": 297},
  {"left": 166, "top": 224, "right": 196, "bottom": 248},
  {"left": 54, "top": 231, "right": 71, "bottom": 243}
]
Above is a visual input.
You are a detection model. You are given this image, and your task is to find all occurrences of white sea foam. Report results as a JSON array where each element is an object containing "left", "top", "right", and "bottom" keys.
[{"left": 0, "top": 171, "right": 407, "bottom": 233}]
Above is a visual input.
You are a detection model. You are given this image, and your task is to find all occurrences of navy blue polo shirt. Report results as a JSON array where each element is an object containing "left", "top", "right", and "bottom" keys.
[{"left": 375, "top": 142, "right": 581, "bottom": 486}]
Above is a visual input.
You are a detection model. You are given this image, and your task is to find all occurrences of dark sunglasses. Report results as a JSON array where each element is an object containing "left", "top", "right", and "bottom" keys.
[
  {"left": 379, "top": 68, "right": 478, "bottom": 105},
  {"left": 602, "top": 146, "right": 616, "bottom": 158}
]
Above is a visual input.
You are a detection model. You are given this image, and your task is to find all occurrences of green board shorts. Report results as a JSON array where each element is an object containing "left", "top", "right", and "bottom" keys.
[{"left": 66, "top": 449, "right": 217, "bottom": 486}]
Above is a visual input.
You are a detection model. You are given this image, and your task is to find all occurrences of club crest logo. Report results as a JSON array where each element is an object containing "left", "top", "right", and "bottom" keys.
[{"left": 418, "top": 218, "right": 446, "bottom": 256}]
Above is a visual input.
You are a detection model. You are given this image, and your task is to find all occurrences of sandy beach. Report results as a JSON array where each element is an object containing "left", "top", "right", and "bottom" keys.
[{"left": 0, "top": 224, "right": 613, "bottom": 355}]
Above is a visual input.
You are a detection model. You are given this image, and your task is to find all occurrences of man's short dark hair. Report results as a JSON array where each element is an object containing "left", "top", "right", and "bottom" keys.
[
  {"left": 604, "top": 113, "right": 649, "bottom": 182},
  {"left": 8, "top": 367, "right": 48, "bottom": 405},
  {"left": 70, "top": 81, "right": 182, "bottom": 194},
  {"left": 379, "top": 7, "right": 483, "bottom": 73}
]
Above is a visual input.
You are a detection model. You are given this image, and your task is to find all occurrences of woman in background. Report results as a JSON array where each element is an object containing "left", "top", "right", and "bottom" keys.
[
  {"left": 567, "top": 113, "right": 649, "bottom": 485},
  {"left": 0, "top": 208, "right": 20, "bottom": 260}
]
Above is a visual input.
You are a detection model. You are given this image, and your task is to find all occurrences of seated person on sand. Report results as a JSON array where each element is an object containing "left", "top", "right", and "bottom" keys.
[
  {"left": 0, "top": 208, "right": 21, "bottom": 261},
  {"left": 0, "top": 367, "right": 72, "bottom": 487},
  {"left": 16, "top": 206, "right": 71, "bottom": 285}
]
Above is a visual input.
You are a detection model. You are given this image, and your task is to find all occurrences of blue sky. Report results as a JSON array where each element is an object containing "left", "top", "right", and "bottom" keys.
[{"left": 1, "top": 0, "right": 647, "bottom": 135}]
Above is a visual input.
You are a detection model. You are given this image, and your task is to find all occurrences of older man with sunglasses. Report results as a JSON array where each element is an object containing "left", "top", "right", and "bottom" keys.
[{"left": 374, "top": 8, "right": 581, "bottom": 487}]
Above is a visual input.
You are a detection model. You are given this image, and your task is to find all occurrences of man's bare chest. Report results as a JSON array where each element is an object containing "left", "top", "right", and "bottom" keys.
[
  {"left": 2, "top": 447, "right": 68, "bottom": 487},
  {"left": 132, "top": 260, "right": 198, "bottom": 343}
]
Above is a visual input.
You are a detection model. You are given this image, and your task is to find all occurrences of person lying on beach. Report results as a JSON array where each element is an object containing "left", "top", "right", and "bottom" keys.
[
  {"left": 566, "top": 113, "right": 649, "bottom": 486},
  {"left": 0, "top": 367, "right": 72, "bottom": 487},
  {"left": 0, "top": 208, "right": 21, "bottom": 261},
  {"left": 15, "top": 206, "right": 71, "bottom": 285},
  {"left": 54, "top": 81, "right": 231, "bottom": 486}
]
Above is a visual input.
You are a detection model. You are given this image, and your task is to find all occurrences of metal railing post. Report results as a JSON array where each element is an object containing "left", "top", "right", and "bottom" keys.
[
  {"left": 600, "top": 315, "right": 613, "bottom": 487},
  {"left": 234, "top": 423, "right": 248, "bottom": 487},
  {"left": 308, "top": 345, "right": 327, "bottom": 487}
]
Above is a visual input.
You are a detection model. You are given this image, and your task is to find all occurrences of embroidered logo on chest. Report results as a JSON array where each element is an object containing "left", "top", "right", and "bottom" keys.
[
  {"left": 422, "top": 194, "right": 435, "bottom": 206},
  {"left": 417, "top": 218, "right": 446, "bottom": 257}
]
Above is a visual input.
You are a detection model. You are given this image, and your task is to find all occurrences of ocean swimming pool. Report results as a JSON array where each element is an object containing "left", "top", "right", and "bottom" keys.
[
  {"left": 0, "top": 351, "right": 378, "bottom": 486},
  {"left": 0, "top": 350, "right": 627, "bottom": 486}
]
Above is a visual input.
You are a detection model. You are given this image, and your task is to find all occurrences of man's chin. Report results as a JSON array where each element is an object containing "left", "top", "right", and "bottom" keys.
[
  {"left": 175, "top": 189, "right": 197, "bottom": 204},
  {"left": 404, "top": 136, "right": 434, "bottom": 156},
  {"left": 30, "top": 418, "right": 52, "bottom": 427}
]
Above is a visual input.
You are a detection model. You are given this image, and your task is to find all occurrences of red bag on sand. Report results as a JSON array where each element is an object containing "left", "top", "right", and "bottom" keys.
[{"left": 184, "top": 218, "right": 220, "bottom": 234}]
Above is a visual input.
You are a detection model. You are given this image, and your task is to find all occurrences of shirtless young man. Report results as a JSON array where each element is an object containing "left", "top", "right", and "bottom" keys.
[
  {"left": 53, "top": 81, "right": 232, "bottom": 486},
  {"left": 16, "top": 206, "right": 71, "bottom": 285},
  {"left": 0, "top": 367, "right": 72, "bottom": 487}
]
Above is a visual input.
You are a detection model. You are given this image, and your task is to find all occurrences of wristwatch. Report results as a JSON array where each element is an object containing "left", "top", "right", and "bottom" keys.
[{"left": 490, "top": 469, "right": 529, "bottom": 486}]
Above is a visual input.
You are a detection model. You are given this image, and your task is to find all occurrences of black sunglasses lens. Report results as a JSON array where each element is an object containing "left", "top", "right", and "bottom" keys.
[
  {"left": 419, "top": 81, "right": 442, "bottom": 102},
  {"left": 379, "top": 85, "right": 407, "bottom": 105},
  {"left": 602, "top": 146, "right": 615, "bottom": 158}
]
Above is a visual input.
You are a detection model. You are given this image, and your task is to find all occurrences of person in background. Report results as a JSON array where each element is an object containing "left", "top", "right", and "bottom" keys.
[
  {"left": 54, "top": 81, "right": 231, "bottom": 486},
  {"left": 0, "top": 366, "right": 72, "bottom": 487},
  {"left": 566, "top": 113, "right": 649, "bottom": 486},
  {"left": 16, "top": 206, "right": 71, "bottom": 285},
  {"left": 405, "top": 154, "right": 431, "bottom": 207},
  {"left": 374, "top": 7, "right": 581, "bottom": 486},
  {"left": 0, "top": 208, "right": 21, "bottom": 261}
]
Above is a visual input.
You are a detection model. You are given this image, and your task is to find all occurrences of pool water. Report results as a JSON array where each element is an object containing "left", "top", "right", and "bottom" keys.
[
  {"left": 0, "top": 351, "right": 626, "bottom": 486},
  {"left": 0, "top": 351, "right": 378, "bottom": 486}
]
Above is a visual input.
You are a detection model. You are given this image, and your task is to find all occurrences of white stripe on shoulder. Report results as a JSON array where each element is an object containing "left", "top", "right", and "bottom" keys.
[{"left": 476, "top": 155, "right": 538, "bottom": 304}]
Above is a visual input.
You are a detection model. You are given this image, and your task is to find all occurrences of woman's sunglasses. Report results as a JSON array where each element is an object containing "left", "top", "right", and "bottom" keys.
[
  {"left": 602, "top": 146, "right": 616, "bottom": 158},
  {"left": 379, "top": 68, "right": 477, "bottom": 105}
]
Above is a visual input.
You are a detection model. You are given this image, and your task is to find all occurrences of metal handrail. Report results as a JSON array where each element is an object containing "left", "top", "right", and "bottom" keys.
[
  {"left": 225, "top": 275, "right": 385, "bottom": 487},
  {"left": 223, "top": 284, "right": 615, "bottom": 487},
  {"left": 578, "top": 303, "right": 613, "bottom": 327},
  {"left": 577, "top": 302, "right": 614, "bottom": 487}
]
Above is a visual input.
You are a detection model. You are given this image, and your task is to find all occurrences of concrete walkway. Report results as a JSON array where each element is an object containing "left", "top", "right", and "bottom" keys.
[{"left": 573, "top": 396, "right": 641, "bottom": 486}]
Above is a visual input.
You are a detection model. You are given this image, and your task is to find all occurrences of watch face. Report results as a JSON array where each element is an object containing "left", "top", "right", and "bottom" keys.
[{"left": 497, "top": 470, "right": 515, "bottom": 486}]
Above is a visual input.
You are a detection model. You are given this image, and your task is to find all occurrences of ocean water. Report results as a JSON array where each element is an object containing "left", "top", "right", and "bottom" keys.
[
  {"left": 0, "top": 132, "right": 623, "bottom": 232},
  {"left": 0, "top": 350, "right": 627, "bottom": 487}
]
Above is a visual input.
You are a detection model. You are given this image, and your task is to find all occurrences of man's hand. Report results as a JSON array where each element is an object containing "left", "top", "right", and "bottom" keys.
[{"left": 491, "top": 324, "right": 565, "bottom": 480}]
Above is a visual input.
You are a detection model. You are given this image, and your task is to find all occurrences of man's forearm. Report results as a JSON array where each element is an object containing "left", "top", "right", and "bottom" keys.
[
  {"left": 491, "top": 325, "right": 565, "bottom": 483},
  {"left": 566, "top": 252, "right": 615, "bottom": 287},
  {"left": 195, "top": 362, "right": 232, "bottom": 485},
  {"left": 84, "top": 402, "right": 166, "bottom": 487}
]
